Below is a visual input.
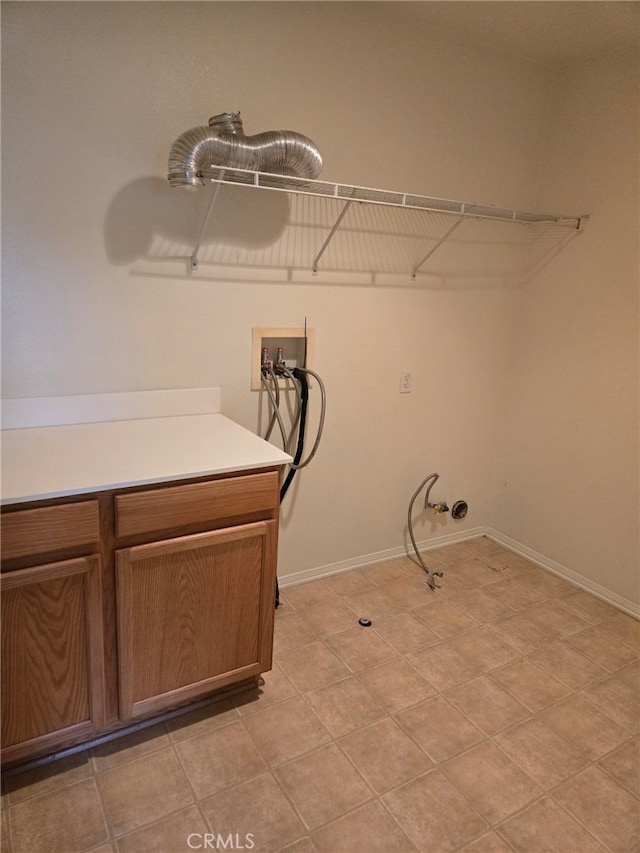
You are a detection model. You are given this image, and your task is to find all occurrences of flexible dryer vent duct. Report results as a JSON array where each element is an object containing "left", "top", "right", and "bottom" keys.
[{"left": 168, "top": 112, "right": 323, "bottom": 187}]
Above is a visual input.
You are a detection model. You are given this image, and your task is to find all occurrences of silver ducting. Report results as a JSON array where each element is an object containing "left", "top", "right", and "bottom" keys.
[{"left": 168, "top": 112, "right": 323, "bottom": 187}]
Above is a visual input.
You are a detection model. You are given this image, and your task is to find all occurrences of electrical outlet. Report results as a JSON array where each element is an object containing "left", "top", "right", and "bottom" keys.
[{"left": 400, "top": 369, "right": 412, "bottom": 393}]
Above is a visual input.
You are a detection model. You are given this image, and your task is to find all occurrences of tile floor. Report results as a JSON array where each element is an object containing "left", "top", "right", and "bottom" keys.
[{"left": 2, "top": 537, "right": 639, "bottom": 853}]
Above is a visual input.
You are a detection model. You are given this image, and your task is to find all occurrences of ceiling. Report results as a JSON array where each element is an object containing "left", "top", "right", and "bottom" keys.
[{"left": 387, "top": 1, "right": 639, "bottom": 68}]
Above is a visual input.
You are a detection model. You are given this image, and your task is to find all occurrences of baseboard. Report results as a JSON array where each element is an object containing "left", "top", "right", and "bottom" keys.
[
  {"left": 484, "top": 527, "right": 640, "bottom": 619},
  {"left": 278, "top": 526, "right": 487, "bottom": 589},
  {"left": 279, "top": 524, "right": 639, "bottom": 620}
]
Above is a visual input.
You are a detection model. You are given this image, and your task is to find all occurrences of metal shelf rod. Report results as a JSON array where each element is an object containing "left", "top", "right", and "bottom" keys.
[
  {"left": 411, "top": 206, "right": 471, "bottom": 278},
  {"left": 190, "top": 177, "right": 223, "bottom": 270},
  {"left": 312, "top": 199, "right": 354, "bottom": 273}
]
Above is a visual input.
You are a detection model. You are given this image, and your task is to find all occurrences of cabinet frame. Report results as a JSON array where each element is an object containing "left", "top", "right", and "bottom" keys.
[{"left": 1, "top": 555, "right": 105, "bottom": 766}]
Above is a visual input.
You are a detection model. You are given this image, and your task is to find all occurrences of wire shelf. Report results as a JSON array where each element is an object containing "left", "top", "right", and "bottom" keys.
[{"left": 180, "top": 167, "right": 589, "bottom": 276}]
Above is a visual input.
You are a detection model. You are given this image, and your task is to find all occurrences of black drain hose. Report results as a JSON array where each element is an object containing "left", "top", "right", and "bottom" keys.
[{"left": 275, "top": 368, "right": 309, "bottom": 607}]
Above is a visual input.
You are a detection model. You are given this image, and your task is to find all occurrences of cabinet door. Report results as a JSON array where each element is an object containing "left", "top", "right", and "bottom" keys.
[
  {"left": 116, "top": 520, "right": 277, "bottom": 721},
  {"left": 1, "top": 556, "right": 105, "bottom": 765}
]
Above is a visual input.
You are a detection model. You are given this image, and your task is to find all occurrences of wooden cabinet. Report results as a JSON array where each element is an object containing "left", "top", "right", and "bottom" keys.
[
  {"left": 116, "top": 521, "right": 277, "bottom": 720},
  {"left": 1, "top": 468, "right": 281, "bottom": 767},
  {"left": 1, "top": 501, "right": 105, "bottom": 766}
]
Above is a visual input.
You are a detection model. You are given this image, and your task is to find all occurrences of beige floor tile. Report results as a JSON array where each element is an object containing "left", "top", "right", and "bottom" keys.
[
  {"left": 342, "top": 587, "right": 405, "bottom": 620},
  {"left": 460, "top": 831, "right": 515, "bottom": 852},
  {"left": 528, "top": 641, "right": 609, "bottom": 690},
  {"left": 383, "top": 769, "right": 488, "bottom": 852},
  {"left": 276, "top": 641, "right": 350, "bottom": 692},
  {"left": 242, "top": 697, "right": 331, "bottom": 767},
  {"left": 8, "top": 778, "right": 108, "bottom": 853},
  {"left": 304, "top": 677, "right": 385, "bottom": 737},
  {"left": 200, "top": 772, "right": 306, "bottom": 853},
  {"left": 115, "top": 804, "right": 208, "bottom": 852},
  {"left": 552, "top": 765, "right": 640, "bottom": 851},
  {"left": 493, "top": 718, "right": 589, "bottom": 789},
  {"left": 558, "top": 589, "right": 621, "bottom": 624},
  {"left": 362, "top": 560, "right": 413, "bottom": 586},
  {"left": 581, "top": 675, "right": 640, "bottom": 733},
  {"left": 473, "top": 556, "right": 515, "bottom": 588},
  {"left": 487, "top": 614, "right": 554, "bottom": 654},
  {"left": 499, "top": 559, "right": 542, "bottom": 577},
  {"left": 539, "top": 694, "right": 632, "bottom": 760},
  {"left": 322, "top": 570, "right": 376, "bottom": 597},
  {"left": 274, "top": 743, "right": 371, "bottom": 831},
  {"left": 615, "top": 660, "right": 640, "bottom": 690},
  {"left": 297, "top": 599, "right": 360, "bottom": 638},
  {"left": 313, "top": 800, "right": 418, "bottom": 852},
  {"left": 441, "top": 742, "right": 542, "bottom": 824},
  {"left": 165, "top": 697, "right": 239, "bottom": 739},
  {"left": 395, "top": 695, "right": 484, "bottom": 763},
  {"left": 447, "top": 627, "right": 521, "bottom": 672},
  {"left": 91, "top": 724, "right": 170, "bottom": 772},
  {"left": 518, "top": 601, "right": 590, "bottom": 640},
  {"left": 425, "top": 570, "right": 475, "bottom": 598},
  {"left": 498, "top": 796, "right": 608, "bottom": 853},
  {"left": 278, "top": 838, "right": 319, "bottom": 853},
  {"left": 175, "top": 720, "right": 265, "bottom": 798},
  {"left": 511, "top": 569, "right": 576, "bottom": 599},
  {"left": 98, "top": 747, "right": 193, "bottom": 837},
  {"left": 283, "top": 581, "right": 335, "bottom": 611},
  {"left": 482, "top": 578, "right": 546, "bottom": 611},
  {"left": 406, "top": 642, "right": 481, "bottom": 692},
  {"left": 234, "top": 665, "right": 298, "bottom": 717},
  {"left": 489, "top": 659, "right": 571, "bottom": 712},
  {"left": 381, "top": 577, "right": 438, "bottom": 610},
  {"left": 463, "top": 536, "right": 508, "bottom": 558},
  {"left": 479, "top": 551, "right": 532, "bottom": 580},
  {"left": 411, "top": 601, "right": 479, "bottom": 638},
  {"left": 357, "top": 657, "right": 436, "bottom": 714},
  {"left": 565, "top": 626, "right": 639, "bottom": 671},
  {"left": 598, "top": 735, "right": 640, "bottom": 798},
  {"left": 338, "top": 717, "right": 433, "bottom": 793},
  {"left": 429, "top": 543, "right": 476, "bottom": 566},
  {"left": 371, "top": 612, "right": 440, "bottom": 654},
  {"left": 5, "top": 750, "right": 93, "bottom": 805},
  {"left": 445, "top": 676, "right": 530, "bottom": 736},
  {"left": 273, "top": 613, "right": 318, "bottom": 654},
  {"left": 449, "top": 589, "right": 516, "bottom": 623},
  {"left": 326, "top": 627, "right": 397, "bottom": 672},
  {"left": 1, "top": 811, "right": 11, "bottom": 853},
  {"left": 597, "top": 612, "right": 640, "bottom": 651}
]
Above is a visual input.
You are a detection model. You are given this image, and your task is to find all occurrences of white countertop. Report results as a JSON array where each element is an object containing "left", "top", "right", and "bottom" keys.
[{"left": 1, "top": 390, "right": 292, "bottom": 505}]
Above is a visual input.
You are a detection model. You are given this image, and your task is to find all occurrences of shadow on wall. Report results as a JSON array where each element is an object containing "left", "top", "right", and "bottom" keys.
[
  {"left": 103, "top": 177, "right": 290, "bottom": 266},
  {"left": 104, "top": 177, "right": 583, "bottom": 290}
]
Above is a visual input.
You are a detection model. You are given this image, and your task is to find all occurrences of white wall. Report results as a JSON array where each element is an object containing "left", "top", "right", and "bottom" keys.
[
  {"left": 3, "top": 3, "right": 636, "bottom": 606},
  {"left": 491, "top": 48, "right": 640, "bottom": 606}
]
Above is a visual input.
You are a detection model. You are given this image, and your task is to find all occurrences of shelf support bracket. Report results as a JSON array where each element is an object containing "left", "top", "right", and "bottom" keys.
[
  {"left": 411, "top": 205, "right": 474, "bottom": 279},
  {"left": 312, "top": 199, "right": 354, "bottom": 274},
  {"left": 190, "top": 175, "right": 224, "bottom": 271}
]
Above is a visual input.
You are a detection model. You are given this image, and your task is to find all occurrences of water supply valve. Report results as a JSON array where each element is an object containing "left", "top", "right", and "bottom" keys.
[{"left": 431, "top": 502, "right": 449, "bottom": 515}]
